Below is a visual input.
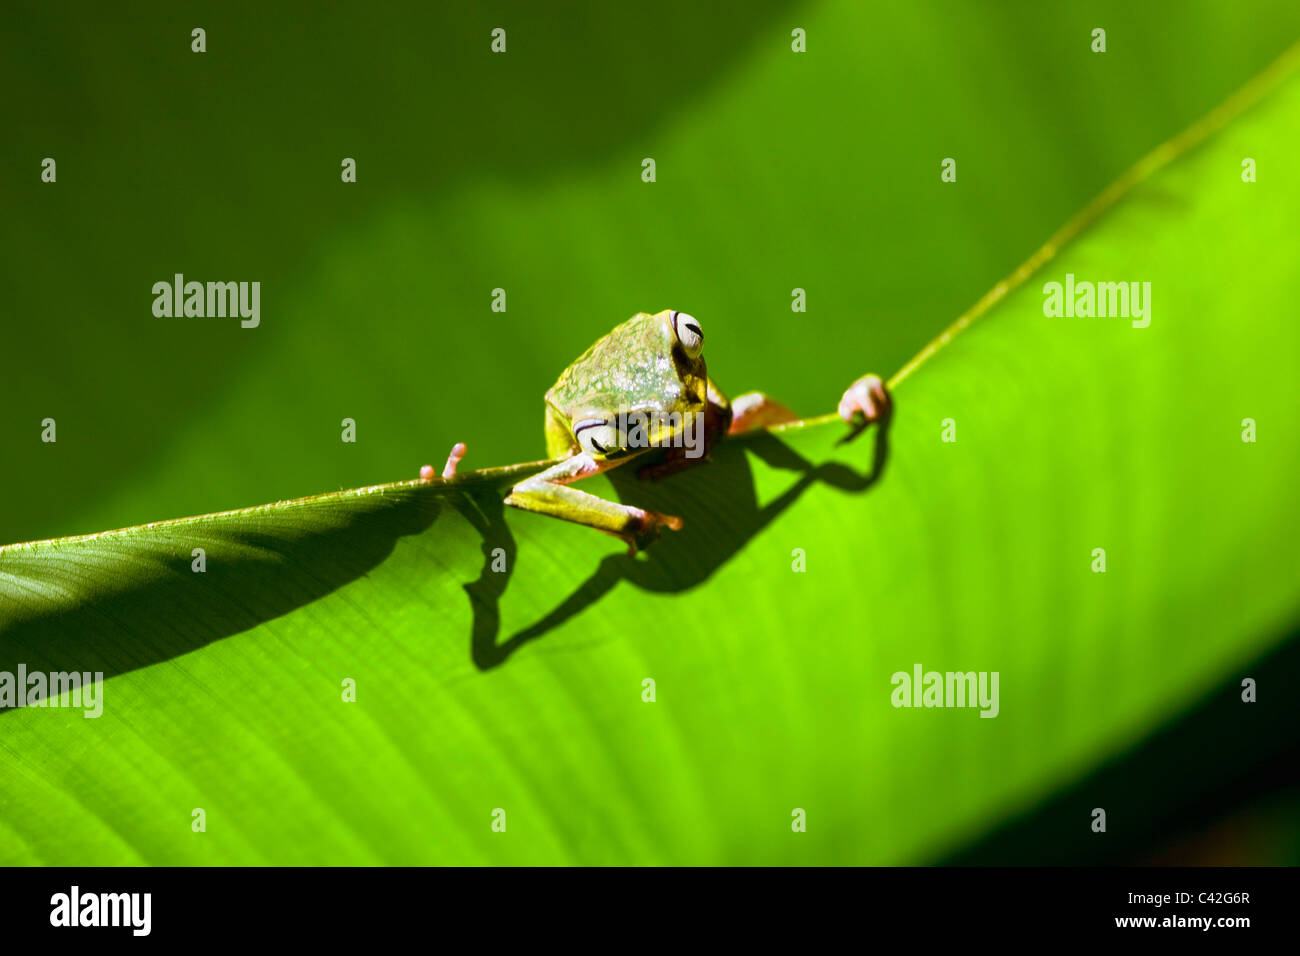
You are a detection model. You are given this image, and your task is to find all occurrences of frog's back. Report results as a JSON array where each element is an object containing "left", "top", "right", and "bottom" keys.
[{"left": 547, "top": 312, "right": 685, "bottom": 413}]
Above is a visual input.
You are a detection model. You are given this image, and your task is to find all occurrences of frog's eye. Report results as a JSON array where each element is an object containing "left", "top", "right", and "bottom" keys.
[
  {"left": 671, "top": 310, "right": 704, "bottom": 358},
  {"left": 573, "top": 418, "right": 620, "bottom": 456}
]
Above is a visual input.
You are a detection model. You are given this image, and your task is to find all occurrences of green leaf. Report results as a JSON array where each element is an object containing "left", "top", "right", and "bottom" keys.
[{"left": 3, "top": 45, "right": 1300, "bottom": 864}]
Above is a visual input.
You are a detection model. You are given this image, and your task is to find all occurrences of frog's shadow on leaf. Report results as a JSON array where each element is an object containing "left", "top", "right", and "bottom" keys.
[{"left": 461, "top": 416, "right": 892, "bottom": 670}]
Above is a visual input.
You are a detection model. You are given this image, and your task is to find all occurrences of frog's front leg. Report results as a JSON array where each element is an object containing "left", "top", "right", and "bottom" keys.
[
  {"left": 727, "top": 392, "right": 800, "bottom": 434},
  {"left": 727, "top": 375, "right": 891, "bottom": 435},
  {"left": 506, "top": 451, "right": 682, "bottom": 552}
]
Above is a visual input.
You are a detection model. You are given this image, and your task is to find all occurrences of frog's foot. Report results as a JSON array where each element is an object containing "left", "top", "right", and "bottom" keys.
[
  {"left": 838, "top": 375, "right": 891, "bottom": 426},
  {"left": 419, "top": 442, "right": 468, "bottom": 481}
]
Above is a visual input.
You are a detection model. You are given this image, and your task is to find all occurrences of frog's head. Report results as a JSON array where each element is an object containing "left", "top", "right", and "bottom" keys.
[{"left": 547, "top": 309, "right": 711, "bottom": 460}]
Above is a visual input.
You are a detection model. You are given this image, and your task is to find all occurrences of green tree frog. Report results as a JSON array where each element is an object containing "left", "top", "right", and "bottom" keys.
[{"left": 421, "top": 309, "right": 889, "bottom": 551}]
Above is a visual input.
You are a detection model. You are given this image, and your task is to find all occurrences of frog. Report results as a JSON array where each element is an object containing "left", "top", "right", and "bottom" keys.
[{"left": 420, "top": 309, "right": 890, "bottom": 552}]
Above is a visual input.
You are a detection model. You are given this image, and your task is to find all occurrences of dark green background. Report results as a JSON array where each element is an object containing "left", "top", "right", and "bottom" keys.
[
  {"left": 5, "top": 0, "right": 1300, "bottom": 546},
  {"left": 3, "top": 1, "right": 1298, "bottom": 864}
]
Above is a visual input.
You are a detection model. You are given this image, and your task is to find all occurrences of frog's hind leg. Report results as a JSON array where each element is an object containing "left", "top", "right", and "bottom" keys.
[{"left": 507, "top": 452, "right": 682, "bottom": 553}]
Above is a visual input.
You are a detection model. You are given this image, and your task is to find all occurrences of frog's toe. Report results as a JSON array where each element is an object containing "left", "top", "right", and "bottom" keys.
[
  {"left": 442, "top": 442, "right": 467, "bottom": 478},
  {"left": 624, "top": 507, "right": 684, "bottom": 553},
  {"left": 419, "top": 442, "right": 468, "bottom": 481},
  {"left": 659, "top": 512, "right": 685, "bottom": 533},
  {"left": 838, "top": 375, "right": 891, "bottom": 425}
]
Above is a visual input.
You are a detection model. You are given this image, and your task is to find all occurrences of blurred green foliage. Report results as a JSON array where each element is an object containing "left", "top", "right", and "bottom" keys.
[{"left": 4, "top": 0, "right": 1300, "bottom": 546}]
